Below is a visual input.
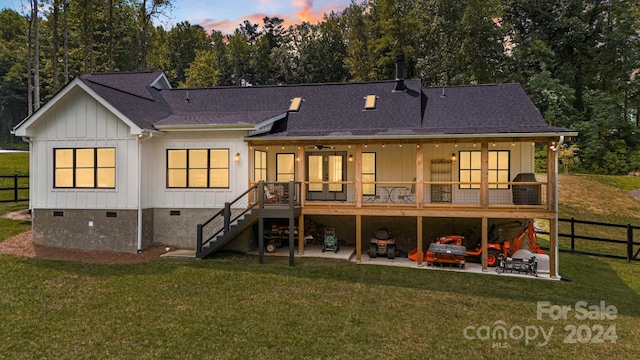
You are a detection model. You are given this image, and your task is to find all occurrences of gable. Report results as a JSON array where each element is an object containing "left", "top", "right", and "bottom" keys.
[
  {"left": 12, "top": 78, "right": 143, "bottom": 137},
  {"left": 26, "top": 87, "right": 134, "bottom": 140}
]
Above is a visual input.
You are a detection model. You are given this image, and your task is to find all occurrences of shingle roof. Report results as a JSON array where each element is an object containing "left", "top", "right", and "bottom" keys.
[{"left": 73, "top": 71, "right": 574, "bottom": 139}]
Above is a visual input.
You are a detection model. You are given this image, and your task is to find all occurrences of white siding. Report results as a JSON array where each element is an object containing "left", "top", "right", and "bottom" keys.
[
  {"left": 142, "top": 131, "right": 250, "bottom": 209},
  {"left": 29, "top": 88, "right": 139, "bottom": 209}
]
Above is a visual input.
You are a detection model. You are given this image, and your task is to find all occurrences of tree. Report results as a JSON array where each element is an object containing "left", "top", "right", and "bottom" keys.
[
  {"left": 225, "top": 30, "right": 251, "bottom": 86},
  {"left": 166, "top": 21, "right": 209, "bottom": 86},
  {"left": 293, "top": 15, "right": 348, "bottom": 83},
  {"left": 139, "top": 0, "right": 172, "bottom": 70},
  {"left": 0, "top": 9, "right": 29, "bottom": 145},
  {"left": 181, "top": 49, "right": 220, "bottom": 87}
]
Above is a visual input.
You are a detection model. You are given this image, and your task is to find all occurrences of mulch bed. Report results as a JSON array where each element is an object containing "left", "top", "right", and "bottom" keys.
[{"left": 0, "top": 230, "right": 168, "bottom": 264}]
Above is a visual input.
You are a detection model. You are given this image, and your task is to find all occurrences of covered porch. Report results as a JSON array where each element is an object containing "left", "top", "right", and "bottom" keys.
[{"left": 247, "top": 137, "right": 561, "bottom": 277}]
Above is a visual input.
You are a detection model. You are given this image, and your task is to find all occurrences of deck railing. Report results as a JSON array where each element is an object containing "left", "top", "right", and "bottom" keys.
[{"left": 292, "top": 180, "right": 548, "bottom": 208}]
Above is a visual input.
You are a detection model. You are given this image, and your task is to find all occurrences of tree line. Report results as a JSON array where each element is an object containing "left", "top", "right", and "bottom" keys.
[{"left": 1, "top": 0, "right": 639, "bottom": 175}]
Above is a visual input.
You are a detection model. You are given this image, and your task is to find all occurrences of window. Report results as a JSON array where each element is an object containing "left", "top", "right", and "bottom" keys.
[
  {"left": 289, "top": 97, "right": 302, "bottom": 111},
  {"left": 459, "top": 150, "right": 510, "bottom": 189},
  {"left": 364, "top": 95, "right": 377, "bottom": 110},
  {"left": 254, "top": 150, "right": 267, "bottom": 181},
  {"left": 276, "top": 153, "right": 295, "bottom": 182},
  {"left": 362, "top": 153, "right": 376, "bottom": 195},
  {"left": 167, "top": 149, "right": 229, "bottom": 188},
  {"left": 54, "top": 148, "right": 115, "bottom": 188}
]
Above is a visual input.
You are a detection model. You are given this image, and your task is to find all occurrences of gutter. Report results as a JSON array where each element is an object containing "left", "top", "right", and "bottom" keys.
[
  {"left": 137, "top": 131, "right": 154, "bottom": 253},
  {"left": 553, "top": 136, "right": 564, "bottom": 278},
  {"left": 155, "top": 124, "right": 255, "bottom": 131},
  {"left": 21, "top": 137, "right": 33, "bottom": 214},
  {"left": 246, "top": 132, "right": 579, "bottom": 142}
]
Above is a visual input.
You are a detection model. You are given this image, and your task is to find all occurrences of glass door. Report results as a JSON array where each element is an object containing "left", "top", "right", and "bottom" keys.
[{"left": 306, "top": 152, "right": 347, "bottom": 201}]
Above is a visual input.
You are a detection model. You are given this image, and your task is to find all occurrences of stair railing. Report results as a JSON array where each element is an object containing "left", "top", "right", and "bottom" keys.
[{"left": 197, "top": 182, "right": 262, "bottom": 254}]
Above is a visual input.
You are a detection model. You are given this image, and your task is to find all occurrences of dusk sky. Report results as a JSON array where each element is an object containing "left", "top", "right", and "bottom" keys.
[{"left": 0, "top": 0, "right": 352, "bottom": 35}]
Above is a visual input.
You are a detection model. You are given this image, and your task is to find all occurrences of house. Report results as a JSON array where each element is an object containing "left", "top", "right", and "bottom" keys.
[{"left": 11, "top": 57, "right": 576, "bottom": 276}]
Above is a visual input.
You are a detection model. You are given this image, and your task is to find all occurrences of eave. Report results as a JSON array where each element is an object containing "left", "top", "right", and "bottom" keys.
[{"left": 245, "top": 131, "right": 578, "bottom": 145}]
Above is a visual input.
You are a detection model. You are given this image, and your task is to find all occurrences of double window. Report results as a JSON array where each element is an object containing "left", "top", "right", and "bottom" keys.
[
  {"left": 167, "top": 149, "right": 229, "bottom": 188},
  {"left": 54, "top": 148, "right": 116, "bottom": 188},
  {"left": 459, "top": 150, "right": 510, "bottom": 189}
]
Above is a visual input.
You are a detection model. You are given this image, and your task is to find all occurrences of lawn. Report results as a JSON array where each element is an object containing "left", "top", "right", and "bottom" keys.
[
  {"left": 0, "top": 251, "right": 638, "bottom": 359},
  {"left": 1, "top": 154, "right": 640, "bottom": 358}
]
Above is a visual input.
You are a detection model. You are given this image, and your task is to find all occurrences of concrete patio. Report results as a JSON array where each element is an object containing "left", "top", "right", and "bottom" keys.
[{"left": 177, "top": 244, "right": 554, "bottom": 280}]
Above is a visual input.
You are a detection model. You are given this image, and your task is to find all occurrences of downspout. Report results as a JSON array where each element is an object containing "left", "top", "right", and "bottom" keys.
[
  {"left": 21, "top": 137, "right": 33, "bottom": 213},
  {"left": 553, "top": 136, "right": 564, "bottom": 276},
  {"left": 137, "top": 132, "right": 153, "bottom": 253}
]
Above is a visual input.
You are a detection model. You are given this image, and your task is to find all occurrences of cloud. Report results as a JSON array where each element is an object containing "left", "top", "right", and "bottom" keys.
[
  {"left": 293, "top": 0, "right": 313, "bottom": 22},
  {"left": 199, "top": 13, "right": 272, "bottom": 35},
  {"left": 196, "top": 1, "right": 351, "bottom": 35}
]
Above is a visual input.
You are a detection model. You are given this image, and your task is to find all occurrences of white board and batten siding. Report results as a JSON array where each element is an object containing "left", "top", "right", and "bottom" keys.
[
  {"left": 142, "top": 131, "right": 250, "bottom": 209},
  {"left": 29, "top": 88, "right": 139, "bottom": 210}
]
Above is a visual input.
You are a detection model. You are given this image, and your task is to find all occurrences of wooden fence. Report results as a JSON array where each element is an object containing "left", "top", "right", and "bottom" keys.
[
  {"left": 538, "top": 217, "right": 640, "bottom": 262},
  {"left": 0, "top": 174, "right": 29, "bottom": 203}
]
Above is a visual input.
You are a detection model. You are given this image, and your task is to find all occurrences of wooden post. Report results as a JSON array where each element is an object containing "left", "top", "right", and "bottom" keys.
[
  {"left": 356, "top": 214, "right": 362, "bottom": 263},
  {"left": 416, "top": 144, "right": 424, "bottom": 208},
  {"left": 355, "top": 144, "right": 363, "bottom": 208},
  {"left": 481, "top": 142, "right": 488, "bottom": 209},
  {"left": 482, "top": 216, "right": 488, "bottom": 271},
  {"left": 297, "top": 146, "right": 306, "bottom": 206},
  {"left": 417, "top": 216, "right": 423, "bottom": 266}
]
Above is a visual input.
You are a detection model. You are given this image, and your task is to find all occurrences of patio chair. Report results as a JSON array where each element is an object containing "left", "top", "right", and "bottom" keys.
[
  {"left": 264, "top": 185, "right": 278, "bottom": 203},
  {"left": 398, "top": 179, "right": 416, "bottom": 203}
]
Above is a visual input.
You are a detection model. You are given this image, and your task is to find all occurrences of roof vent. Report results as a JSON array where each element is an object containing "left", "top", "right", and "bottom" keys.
[
  {"left": 289, "top": 97, "right": 303, "bottom": 111},
  {"left": 364, "top": 95, "right": 377, "bottom": 110}
]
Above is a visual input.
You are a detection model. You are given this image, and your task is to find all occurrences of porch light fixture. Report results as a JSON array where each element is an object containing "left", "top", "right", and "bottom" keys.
[
  {"left": 235, "top": 153, "right": 241, "bottom": 163},
  {"left": 451, "top": 153, "right": 457, "bottom": 162},
  {"left": 349, "top": 154, "right": 354, "bottom": 163},
  {"left": 289, "top": 97, "right": 303, "bottom": 112}
]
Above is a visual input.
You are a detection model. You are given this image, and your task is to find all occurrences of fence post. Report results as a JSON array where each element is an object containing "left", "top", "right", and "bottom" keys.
[
  {"left": 570, "top": 217, "right": 575, "bottom": 253},
  {"left": 627, "top": 224, "right": 633, "bottom": 262},
  {"left": 14, "top": 174, "right": 18, "bottom": 202}
]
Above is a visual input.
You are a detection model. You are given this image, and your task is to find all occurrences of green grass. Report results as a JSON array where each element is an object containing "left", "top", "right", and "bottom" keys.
[
  {"left": 0, "top": 252, "right": 638, "bottom": 359},
  {"left": 590, "top": 175, "right": 640, "bottom": 192},
  {"left": 0, "top": 152, "right": 29, "bottom": 175},
  {"left": 2, "top": 156, "right": 640, "bottom": 358},
  {"left": 0, "top": 153, "right": 30, "bottom": 238}
]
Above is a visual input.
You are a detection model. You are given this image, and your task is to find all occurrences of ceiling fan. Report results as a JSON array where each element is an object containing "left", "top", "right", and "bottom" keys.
[{"left": 306, "top": 145, "right": 334, "bottom": 150}]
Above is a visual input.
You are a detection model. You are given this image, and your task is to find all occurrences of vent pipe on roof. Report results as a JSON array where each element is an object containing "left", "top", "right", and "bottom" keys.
[{"left": 394, "top": 54, "right": 406, "bottom": 91}]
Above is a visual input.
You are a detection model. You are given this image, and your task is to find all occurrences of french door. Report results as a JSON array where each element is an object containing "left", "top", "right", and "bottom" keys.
[{"left": 306, "top": 152, "right": 347, "bottom": 201}]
